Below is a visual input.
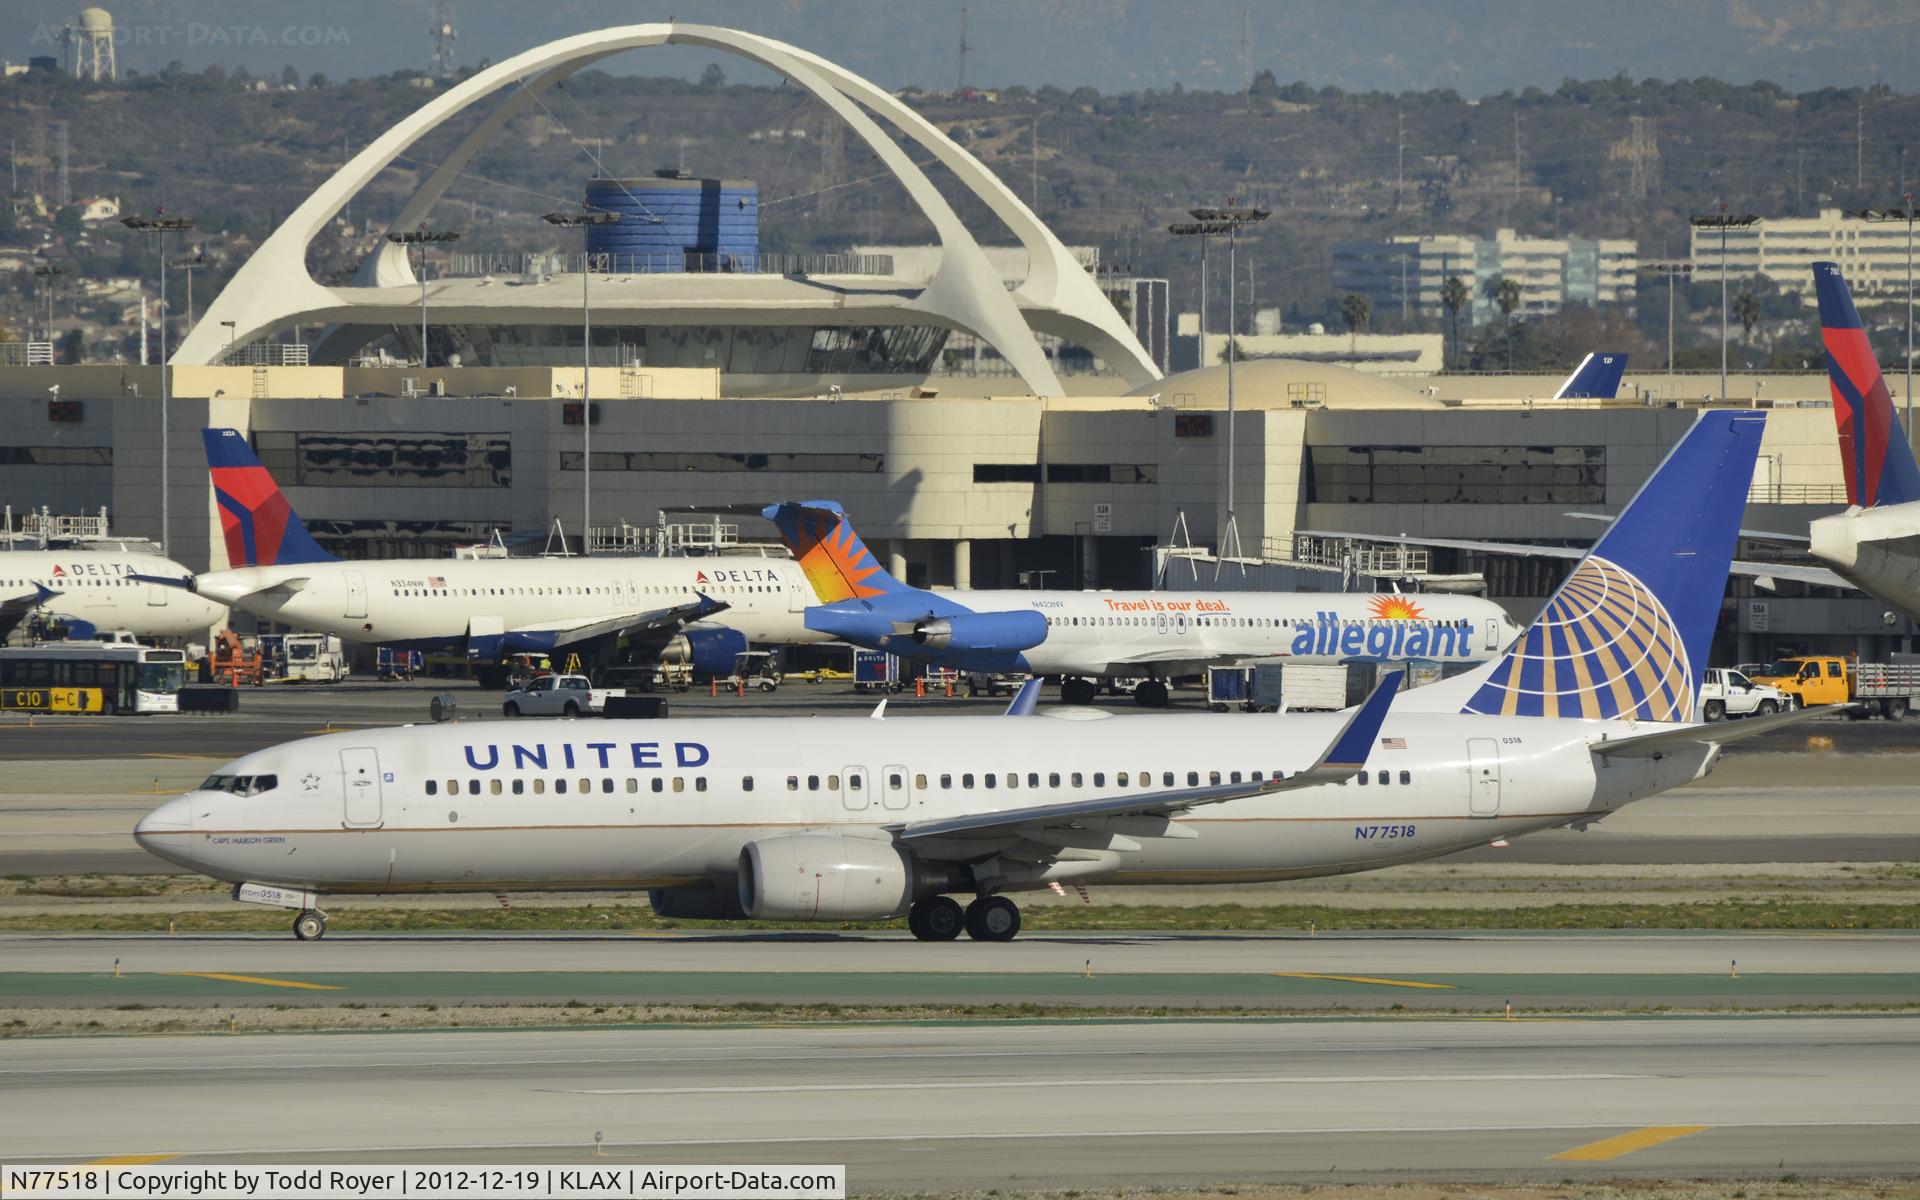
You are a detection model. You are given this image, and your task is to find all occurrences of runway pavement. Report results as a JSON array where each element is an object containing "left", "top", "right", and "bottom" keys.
[
  {"left": 5, "top": 1018, "right": 1916, "bottom": 1186},
  {"left": 4, "top": 930, "right": 1913, "bottom": 1010}
]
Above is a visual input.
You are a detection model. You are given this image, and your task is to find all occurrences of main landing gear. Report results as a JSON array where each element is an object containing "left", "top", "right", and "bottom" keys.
[
  {"left": 292, "top": 909, "right": 328, "bottom": 941},
  {"left": 1059, "top": 677, "right": 1098, "bottom": 706},
  {"left": 906, "top": 894, "right": 1022, "bottom": 941},
  {"left": 1132, "top": 679, "right": 1170, "bottom": 708}
]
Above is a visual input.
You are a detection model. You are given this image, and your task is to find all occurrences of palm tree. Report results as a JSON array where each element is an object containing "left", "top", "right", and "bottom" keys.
[
  {"left": 1440, "top": 274, "right": 1470, "bottom": 368},
  {"left": 1483, "top": 275, "right": 1522, "bottom": 370},
  {"left": 1339, "top": 292, "right": 1372, "bottom": 351}
]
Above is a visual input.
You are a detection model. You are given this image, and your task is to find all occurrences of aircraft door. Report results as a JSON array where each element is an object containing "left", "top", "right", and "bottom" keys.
[
  {"left": 840, "top": 766, "right": 869, "bottom": 812},
  {"left": 340, "top": 746, "right": 384, "bottom": 827},
  {"left": 146, "top": 582, "right": 169, "bottom": 607},
  {"left": 880, "top": 764, "right": 911, "bottom": 811},
  {"left": 1155, "top": 612, "right": 1169, "bottom": 636},
  {"left": 1466, "top": 738, "right": 1500, "bottom": 817},
  {"left": 1484, "top": 618, "right": 1502, "bottom": 651},
  {"left": 344, "top": 572, "right": 368, "bottom": 620},
  {"left": 1173, "top": 612, "right": 1189, "bottom": 635},
  {"left": 786, "top": 566, "right": 807, "bottom": 612}
]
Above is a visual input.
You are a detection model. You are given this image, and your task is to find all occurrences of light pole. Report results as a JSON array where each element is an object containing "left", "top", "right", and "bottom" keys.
[
  {"left": 1688, "top": 206, "right": 1760, "bottom": 402},
  {"left": 31, "top": 263, "right": 64, "bottom": 343},
  {"left": 1849, "top": 200, "right": 1919, "bottom": 433},
  {"left": 1646, "top": 260, "right": 1693, "bottom": 401},
  {"left": 543, "top": 209, "right": 621, "bottom": 555},
  {"left": 384, "top": 227, "right": 463, "bottom": 368},
  {"left": 1168, "top": 220, "right": 1229, "bottom": 368},
  {"left": 1185, "top": 204, "right": 1269, "bottom": 562},
  {"left": 121, "top": 211, "right": 194, "bottom": 553}
]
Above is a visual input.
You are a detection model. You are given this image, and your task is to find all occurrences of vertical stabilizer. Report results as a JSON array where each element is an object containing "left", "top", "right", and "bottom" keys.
[
  {"left": 761, "top": 501, "right": 912, "bottom": 603},
  {"left": 1814, "top": 261, "right": 1920, "bottom": 508},
  {"left": 203, "top": 429, "right": 336, "bottom": 567}
]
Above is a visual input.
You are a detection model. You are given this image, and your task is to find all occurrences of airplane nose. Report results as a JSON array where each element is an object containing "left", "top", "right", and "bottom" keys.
[{"left": 133, "top": 794, "right": 196, "bottom": 867}]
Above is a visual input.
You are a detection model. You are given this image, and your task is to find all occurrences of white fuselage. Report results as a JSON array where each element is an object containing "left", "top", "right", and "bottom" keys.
[
  {"left": 1809, "top": 502, "right": 1920, "bottom": 622},
  {"left": 982, "top": 589, "right": 1520, "bottom": 674},
  {"left": 191, "top": 555, "right": 822, "bottom": 647},
  {"left": 135, "top": 710, "right": 1707, "bottom": 898},
  {"left": 0, "top": 550, "right": 227, "bottom": 640}
]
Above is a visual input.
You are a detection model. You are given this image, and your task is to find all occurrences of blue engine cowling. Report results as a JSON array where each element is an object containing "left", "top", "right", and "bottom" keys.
[
  {"left": 675, "top": 628, "right": 749, "bottom": 677},
  {"left": 913, "top": 610, "right": 1048, "bottom": 654}
]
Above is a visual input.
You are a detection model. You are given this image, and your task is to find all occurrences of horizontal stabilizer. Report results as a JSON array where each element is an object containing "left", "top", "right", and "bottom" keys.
[{"left": 1591, "top": 703, "right": 1839, "bottom": 760}]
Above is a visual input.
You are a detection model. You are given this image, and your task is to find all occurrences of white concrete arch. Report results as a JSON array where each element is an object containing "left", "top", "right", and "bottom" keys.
[{"left": 177, "top": 23, "right": 1159, "bottom": 394}]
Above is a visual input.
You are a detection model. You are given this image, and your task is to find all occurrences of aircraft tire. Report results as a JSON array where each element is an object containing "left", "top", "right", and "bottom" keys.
[
  {"left": 1059, "top": 678, "right": 1097, "bottom": 706},
  {"left": 1134, "top": 680, "right": 1170, "bottom": 708},
  {"left": 908, "top": 896, "right": 965, "bottom": 941},
  {"left": 964, "top": 895, "right": 1021, "bottom": 942},
  {"left": 293, "top": 910, "right": 327, "bottom": 941}
]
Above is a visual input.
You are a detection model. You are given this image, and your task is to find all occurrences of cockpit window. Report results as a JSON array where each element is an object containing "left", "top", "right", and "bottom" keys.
[{"left": 198, "top": 774, "right": 279, "bottom": 796}]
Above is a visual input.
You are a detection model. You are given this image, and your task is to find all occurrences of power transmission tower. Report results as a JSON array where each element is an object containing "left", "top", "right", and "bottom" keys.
[
  {"left": 956, "top": 7, "right": 969, "bottom": 92},
  {"left": 27, "top": 114, "right": 46, "bottom": 203},
  {"left": 1626, "top": 116, "right": 1658, "bottom": 198}
]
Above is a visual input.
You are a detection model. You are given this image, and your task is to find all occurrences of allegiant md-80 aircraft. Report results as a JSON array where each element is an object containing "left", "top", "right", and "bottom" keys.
[
  {"left": 161, "top": 430, "right": 824, "bottom": 684},
  {"left": 761, "top": 501, "right": 1523, "bottom": 706},
  {"left": 135, "top": 411, "right": 1808, "bottom": 942}
]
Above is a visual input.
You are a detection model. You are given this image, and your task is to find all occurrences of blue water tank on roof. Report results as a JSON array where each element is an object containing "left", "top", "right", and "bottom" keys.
[{"left": 583, "top": 175, "right": 758, "bottom": 271}]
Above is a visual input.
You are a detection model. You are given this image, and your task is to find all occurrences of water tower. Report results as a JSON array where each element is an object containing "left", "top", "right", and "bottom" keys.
[{"left": 63, "top": 7, "right": 116, "bottom": 82}]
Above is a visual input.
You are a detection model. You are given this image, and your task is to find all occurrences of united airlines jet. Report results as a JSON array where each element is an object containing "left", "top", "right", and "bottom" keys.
[
  {"left": 763, "top": 502, "right": 1522, "bottom": 706},
  {"left": 135, "top": 411, "right": 1808, "bottom": 941},
  {"left": 167, "top": 430, "right": 823, "bottom": 684}
]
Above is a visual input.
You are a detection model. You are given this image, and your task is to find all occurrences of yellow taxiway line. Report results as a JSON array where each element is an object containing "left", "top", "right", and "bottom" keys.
[
  {"left": 1552, "top": 1125, "right": 1711, "bottom": 1161},
  {"left": 167, "top": 971, "right": 345, "bottom": 991},
  {"left": 1271, "top": 971, "right": 1457, "bottom": 990}
]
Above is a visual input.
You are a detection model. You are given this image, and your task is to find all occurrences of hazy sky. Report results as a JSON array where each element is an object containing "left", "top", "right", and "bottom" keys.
[{"left": 8, "top": 0, "right": 1918, "bottom": 94}]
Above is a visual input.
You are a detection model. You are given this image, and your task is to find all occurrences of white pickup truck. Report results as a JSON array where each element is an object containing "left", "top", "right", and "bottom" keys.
[
  {"left": 501, "top": 674, "right": 624, "bottom": 718},
  {"left": 1698, "top": 667, "right": 1786, "bottom": 722}
]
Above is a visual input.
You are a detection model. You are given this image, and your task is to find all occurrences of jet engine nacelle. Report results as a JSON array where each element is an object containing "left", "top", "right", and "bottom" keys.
[
  {"left": 911, "top": 610, "right": 1048, "bottom": 654},
  {"left": 736, "top": 834, "right": 916, "bottom": 921},
  {"left": 662, "top": 628, "right": 749, "bottom": 677}
]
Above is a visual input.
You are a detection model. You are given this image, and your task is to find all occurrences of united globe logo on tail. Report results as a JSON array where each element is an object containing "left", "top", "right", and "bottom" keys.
[{"left": 1461, "top": 557, "right": 1692, "bottom": 721}]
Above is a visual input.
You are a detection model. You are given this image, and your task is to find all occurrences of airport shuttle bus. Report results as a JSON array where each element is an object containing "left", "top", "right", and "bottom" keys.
[{"left": 0, "top": 642, "right": 188, "bottom": 714}]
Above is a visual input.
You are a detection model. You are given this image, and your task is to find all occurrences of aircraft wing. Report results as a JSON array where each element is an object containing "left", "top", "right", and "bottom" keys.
[
  {"left": 889, "top": 671, "right": 1400, "bottom": 845},
  {"left": 1294, "top": 531, "right": 1849, "bottom": 591},
  {"left": 521, "top": 592, "right": 732, "bottom": 649},
  {"left": 0, "top": 584, "right": 55, "bottom": 638},
  {"left": 1590, "top": 703, "right": 1842, "bottom": 760},
  {"left": 1563, "top": 512, "right": 1814, "bottom": 545}
]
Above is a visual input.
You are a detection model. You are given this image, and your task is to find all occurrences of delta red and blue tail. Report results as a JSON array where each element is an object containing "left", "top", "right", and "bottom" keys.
[
  {"left": 203, "top": 428, "right": 335, "bottom": 567},
  {"left": 761, "top": 501, "right": 910, "bottom": 603},
  {"left": 1552, "top": 352, "right": 1629, "bottom": 400},
  {"left": 1815, "top": 261, "right": 1920, "bottom": 508}
]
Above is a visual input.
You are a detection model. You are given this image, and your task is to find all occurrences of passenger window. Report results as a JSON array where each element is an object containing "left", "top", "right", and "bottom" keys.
[
  {"left": 787, "top": 776, "right": 799, "bottom": 791},
  {"left": 915, "top": 774, "right": 927, "bottom": 790},
  {"left": 579, "top": 778, "right": 590, "bottom": 793},
  {"left": 602, "top": 778, "right": 614, "bottom": 794},
  {"left": 1229, "top": 771, "right": 1241, "bottom": 784},
  {"left": 1163, "top": 772, "right": 1174, "bottom": 787},
  {"left": 555, "top": 779, "right": 568, "bottom": 794},
  {"left": 889, "top": 773, "right": 903, "bottom": 789},
  {"left": 512, "top": 779, "right": 524, "bottom": 795},
  {"left": 1399, "top": 770, "right": 1411, "bottom": 785},
  {"left": 490, "top": 780, "right": 503, "bottom": 795},
  {"left": 652, "top": 778, "right": 664, "bottom": 793},
  {"left": 1378, "top": 770, "right": 1389, "bottom": 785},
  {"left": 1208, "top": 771, "right": 1221, "bottom": 785},
  {"left": 426, "top": 780, "right": 438, "bottom": 796},
  {"left": 827, "top": 774, "right": 840, "bottom": 790},
  {"left": 962, "top": 773, "right": 975, "bottom": 788},
  {"left": 985, "top": 774, "right": 997, "bottom": 789},
  {"left": 1027, "top": 773, "right": 1039, "bottom": 788},
  {"left": 672, "top": 777, "right": 685, "bottom": 793},
  {"left": 1071, "top": 772, "right": 1083, "bottom": 787},
  {"left": 848, "top": 775, "right": 862, "bottom": 791},
  {"left": 1187, "top": 771, "right": 1199, "bottom": 786},
  {"left": 1006, "top": 773, "right": 1018, "bottom": 790},
  {"left": 941, "top": 774, "right": 952, "bottom": 788},
  {"left": 743, "top": 776, "right": 755, "bottom": 792},
  {"left": 1358, "top": 772, "right": 1369, "bottom": 786},
  {"left": 1048, "top": 772, "right": 1061, "bottom": 787},
  {"left": 467, "top": 780, "right": 481, "bottom": 796},
  {"left": 1093, "top": 772, "right": 1105, "bottom": 787},
  {"left": 808, "top": 775, "right": 820, "bottom": 791},
  {"left": 533, "top": 779, "right": 546, "bottom": 795},
  {"left": 626, "top": 778, "right": 638, "bottom": 794},
  {"left": 695, "top": 777, "right": 707, "bottom": 793}
]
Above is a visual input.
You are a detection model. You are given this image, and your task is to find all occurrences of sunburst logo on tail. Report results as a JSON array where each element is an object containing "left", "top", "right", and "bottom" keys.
[{"left": 1369, "top": 595, "right": 1426, "bottom": 621}]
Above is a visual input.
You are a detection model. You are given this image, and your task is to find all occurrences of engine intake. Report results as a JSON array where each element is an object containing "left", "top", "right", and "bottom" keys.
[
  {"left": 911, "top": 611, "right": 1047, "bottom": 654},
  {"left": 737, "top": 834, "right": 916, "bottom": 921}
]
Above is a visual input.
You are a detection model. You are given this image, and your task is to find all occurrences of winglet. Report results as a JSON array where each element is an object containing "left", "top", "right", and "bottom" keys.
[
  {"left": 1313, "top": 669, "right": 1404, "bottom": 773},
  {"left": 870, "top": 698, "right": 888, "bottom": 720},
  {"left": 1002, "top": 677, "right": 1043, "bottom": 716}
]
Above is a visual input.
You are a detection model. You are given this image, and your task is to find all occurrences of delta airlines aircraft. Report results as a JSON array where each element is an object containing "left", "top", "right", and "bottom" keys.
[
  {"left": 1552, "top": 352, "right": 1629, "bottom": 400},
  {"left": 135, "top": 411, "right": 1806, "bottom": 942},
  {"left": 1803, "top": 261, "right": 1920, "bottom": 620},
  {"left": 171, "top": 430, "right": 823, "bottom": 683},
  {"left": 0, "top": 548, "right": 227, "bottom": 642},
  {"left": 762, "top": 502, "right": 1523, "bottom": 706}
]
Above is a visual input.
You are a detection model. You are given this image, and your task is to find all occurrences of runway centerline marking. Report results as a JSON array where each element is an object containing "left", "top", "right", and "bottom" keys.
[
  {"left": 85, "top": 1155, "right": 180, "bottom": 1166},
  {"left": 165, "top": 972, "right": 345, "bottom": 991},
  {"left": 1271, "top": 972, "right": 1457, "bottom": 990},
  {"left": 1551, "top": 1125, "right": 1712, "bottom": 1161},
  {"left": 552, "top": 1072, "right": 1642, "bottom": 1097}
]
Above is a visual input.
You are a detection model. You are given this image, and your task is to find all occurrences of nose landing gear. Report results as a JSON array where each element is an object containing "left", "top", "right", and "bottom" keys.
[{"left": 292, "top": 909, "right": 328, "bottom": 941}]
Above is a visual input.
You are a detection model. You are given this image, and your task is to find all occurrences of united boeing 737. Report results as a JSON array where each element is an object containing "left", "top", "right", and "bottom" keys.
[
  {"left": 763, "top": 501, "right": 1522, "bottom": 706},
  {"left": 135, "top": 411, "right": 1806, "bottom": 942},
  {"left": 166, "top": 430, "right": 823, "bottom": 683}
]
